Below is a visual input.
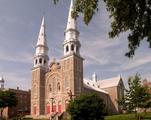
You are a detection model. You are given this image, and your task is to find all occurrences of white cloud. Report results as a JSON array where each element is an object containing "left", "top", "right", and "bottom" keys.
[
  {"left": 0, "top": 50, "right": 32, "bottom": 64},
  {"left": 123, "top": 56, "right": 151, "bottom": 71},
  {"left": 81, "top": 33, "right": 122, "bottom": 67},
  {"left": 2, "top": 72, "right": 31, "bottom": 90}
]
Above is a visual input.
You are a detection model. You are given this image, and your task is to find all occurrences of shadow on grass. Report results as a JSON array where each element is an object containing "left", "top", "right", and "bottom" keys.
[{"left": 143, "top": 116, "right": 151, "bottom": 120}]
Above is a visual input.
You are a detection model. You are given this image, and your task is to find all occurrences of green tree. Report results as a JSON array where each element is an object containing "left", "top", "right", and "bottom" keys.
[
  {"left": 53, "top": 0, "right": 151, "bottom": 58},
  {"left": 118, "top": 74, "right": 151, "bottom": 118},
  {"left": 0, "top": 90, "right": 17, "bottom": 119},
  {"left": 67, "top": 93, "right": 106, "bottom": 120},
  {"left": 140, "top": 85, "right": 151, "bottom": 114}
]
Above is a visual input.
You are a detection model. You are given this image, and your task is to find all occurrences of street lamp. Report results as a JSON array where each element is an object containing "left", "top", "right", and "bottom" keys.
[
  {"left": 50, "top": 97, "right": 55, "bottom": 112},
  {"left": 50, "top": 97, "right": 58, "bottom": 120}
]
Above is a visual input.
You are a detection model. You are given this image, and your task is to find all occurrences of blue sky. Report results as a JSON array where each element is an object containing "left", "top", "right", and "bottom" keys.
[{"left": 0, "top": 0, "right": 151, "bottom": 90}]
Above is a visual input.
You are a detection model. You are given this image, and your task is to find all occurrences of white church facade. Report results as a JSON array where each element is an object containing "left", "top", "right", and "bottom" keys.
[{"left": 31, "top": 0, "right": 125, "bottom": 119}]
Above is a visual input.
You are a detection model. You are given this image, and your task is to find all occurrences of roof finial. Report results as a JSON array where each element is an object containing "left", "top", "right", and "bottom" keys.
[
  {"left": 52, "top": 58, "right": 56, "bottom": 63},
  {"left": 92, "top": 72, "right": 97, "bottom": 82},
  {"left": 118, "top": 74, "right": 122, "bottom": 79}
]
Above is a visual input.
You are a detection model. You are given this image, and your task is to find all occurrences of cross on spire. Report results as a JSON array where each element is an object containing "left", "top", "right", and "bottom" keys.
[{"left": 67, "top": 90, "right": 75, "bottom": 100}]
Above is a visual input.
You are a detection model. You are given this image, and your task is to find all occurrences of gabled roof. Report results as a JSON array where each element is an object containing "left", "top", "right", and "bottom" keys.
[
  {"left": 97, "top": 75, "right": 122, "bottom": 88},
  {"left": 83, "top": 79, "right": 108, "bottom": 94}
]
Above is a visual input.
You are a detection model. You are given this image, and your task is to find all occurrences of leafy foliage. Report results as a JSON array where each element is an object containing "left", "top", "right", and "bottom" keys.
[
  {"left": 67, "top": 93, "right": 106, "bottom": 120},
  {"left": 104, "top": 0, "right": 151, "bottom": 57},
  {"left": 73, "top": 0, "right": 99, "bottom": 24},
  {"left": 118, "top": 74, "right": 151, "bottom": 114},
  {"left": 53, "top": 0, "right": 151, "bottom": 57},
  {"left": 0, "top": 90, "right": 17, "bottom": 117},
  {"left": 53, "top": 0, "right": 59, "bottom": 5}
]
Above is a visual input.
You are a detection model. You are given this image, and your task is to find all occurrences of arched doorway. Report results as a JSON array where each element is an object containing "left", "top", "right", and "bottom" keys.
[
  {"left": 52, "top": 101, "right": 56, "bottom": 112},
  {"left": 58, "top": 101, "right": 62, "bottom": 113},
  {"left": 46, "top": 103, "right": 50, "bottom": 114},
  {"left": 33, "top": 106, "right": 37, "bottom": 115},
  {"left": 65, "top": 100, "right": 69, "bottom": 110}
]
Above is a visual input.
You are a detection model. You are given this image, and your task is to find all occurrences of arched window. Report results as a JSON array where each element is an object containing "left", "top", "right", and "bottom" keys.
[
  {"left": 49, "top": 84, "right": 52, "bottom": 92},
  {"left": 35, "top": 59, "right": 38, "bottom": 64},
  {"left": 53, "top": 78, "right": 57, "bottom": 92},
  {"left": 44, "top": 59, "right": 46, "bottom": 64},
  {"left": 71, "top": 44, "right": 74, "bottom": 51},
  {"left": 66, "top": 45, "right": 69, "bottom": 52},
  {"left": 39, "top": 58, "right": 42, "bottom": 64},
  {"left": 57, "top": 82, "right": 61, "bottom": 91}
]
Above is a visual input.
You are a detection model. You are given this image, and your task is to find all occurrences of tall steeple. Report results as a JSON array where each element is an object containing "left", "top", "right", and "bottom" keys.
[
  {"left": 63, "top": 0, "right": 81, "bottom": 56},
  {"left": 61, "top": 0, "right": 84, "bottom": 97},
  {"left": 36, "top": 17, "right": 46, "bottom": 46},
  {"left": 66, "top": 0, "right": 77, "bottom": 30},
  {"left": 34, "top": 16, "right": 49, "bottom": 68}
]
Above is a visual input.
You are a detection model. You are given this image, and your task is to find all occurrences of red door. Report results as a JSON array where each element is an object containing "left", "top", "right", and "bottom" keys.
[
  {"left": 46, "top": 105, "right": 50, "bottom": 114},
  {"left": 58, "top": 104, "right": 62, "bottom": 113},
  {"left": 33, "top": 106, "right": 37, "bottom": 115},
  {"left": 52, "top": 105, "right": 56, "bottom": 112}
]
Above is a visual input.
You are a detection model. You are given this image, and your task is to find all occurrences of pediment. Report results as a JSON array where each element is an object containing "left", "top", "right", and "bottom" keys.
[{"left": 49, "top": 61, "right": 61, "bottom": 72}]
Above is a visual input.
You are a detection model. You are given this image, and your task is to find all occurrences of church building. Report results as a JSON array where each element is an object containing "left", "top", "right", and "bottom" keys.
[{"left": 31, "top": 0, "right": 125, "bottom": 119}]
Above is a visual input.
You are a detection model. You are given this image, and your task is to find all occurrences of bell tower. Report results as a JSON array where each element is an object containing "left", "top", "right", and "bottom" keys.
[
  {"left": 61, "top": 0, "right": 83, "bottom": 98},
  {"left": 63, "top": 0, "right": 80, "bottom": 56},
  {"left": 31, "top": 16, "right": 49, "bottom": 117}
]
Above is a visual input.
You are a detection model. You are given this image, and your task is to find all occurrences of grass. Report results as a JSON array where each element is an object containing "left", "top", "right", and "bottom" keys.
[
  {"left": 105, "top": 113, "right": 151, "bottom": 120},
  {"left": 18, "top": 113, "right": 151, "bottom": 120},
  {"left": 105, "top": 114, "right": 134, "bottom": 120}
]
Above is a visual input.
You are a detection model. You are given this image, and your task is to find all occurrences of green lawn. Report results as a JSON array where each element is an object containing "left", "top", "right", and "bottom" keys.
[
  {"left": 105, "top": 113, "right": 151, "bottom": 120},
  {"left": 19, "top": 113, "right": 151, "bottom": 120}
]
